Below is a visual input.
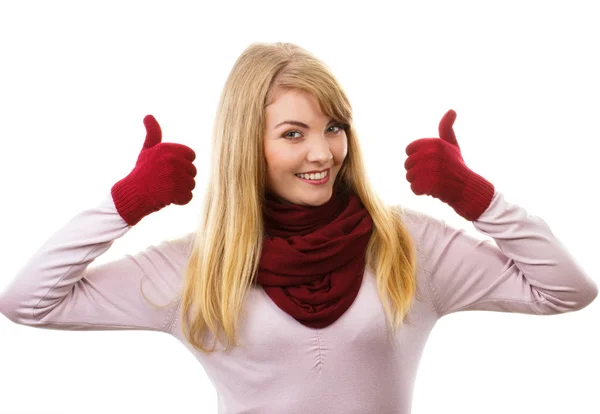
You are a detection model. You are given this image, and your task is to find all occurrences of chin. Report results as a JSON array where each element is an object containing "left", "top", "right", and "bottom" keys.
[
  {"left": 268, "top": 173, "right": 337, "bottom": 205},
  {"left": 295, "top": 188, "right": 334, "bottom": 206}
]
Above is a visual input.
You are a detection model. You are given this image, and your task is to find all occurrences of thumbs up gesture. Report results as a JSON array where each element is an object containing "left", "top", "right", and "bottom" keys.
[
  {"left": 111, "top": 115, "right": 197, "bottom": 226},
  {"left": 404, "top": 110, "right": 495, "bottom": 221}
]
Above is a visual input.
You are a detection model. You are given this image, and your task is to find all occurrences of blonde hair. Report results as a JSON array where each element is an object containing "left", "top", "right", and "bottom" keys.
[{"left": 176, "top": 42, "right": 419, "bottom": 353}]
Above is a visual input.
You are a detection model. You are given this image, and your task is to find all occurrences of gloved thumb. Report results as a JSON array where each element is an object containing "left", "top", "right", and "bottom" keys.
[
  {"left": 438, "top": 109, "right": 459, "bottom": 148},
  {"left": 142, "top": 115, "right": 162, "bottom": 150}
]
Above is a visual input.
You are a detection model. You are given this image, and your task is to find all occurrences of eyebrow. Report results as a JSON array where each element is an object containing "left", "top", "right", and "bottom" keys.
[{"left": 274, "top": 118, "right": 335, "bottom": 129}]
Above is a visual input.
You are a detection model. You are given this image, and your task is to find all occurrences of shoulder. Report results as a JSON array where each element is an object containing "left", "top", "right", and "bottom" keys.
[
  {"left": 160, "top": 231, "right": 195, "bottom": 259},
  {"left": 394, "top": 205, "right": 444, "bottom": 240},
  {"left": 136, "top": 231, "right": 195, "bottom": 280},
  {"left": 392, "top": 205, "right": 459, "bottom": 270}
]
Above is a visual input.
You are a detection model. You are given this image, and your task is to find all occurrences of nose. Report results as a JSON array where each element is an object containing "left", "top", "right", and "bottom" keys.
[{"left": 306, "top": 135, "right": 334, "bottom": 163}]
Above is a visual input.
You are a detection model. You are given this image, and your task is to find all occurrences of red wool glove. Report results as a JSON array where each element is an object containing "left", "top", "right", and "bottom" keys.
[
  {"left": 404, "top": 109, "right": 495, "bottom": 221},
  {"left": 111, "top": 115, "right": 197, "bottom": 226}
]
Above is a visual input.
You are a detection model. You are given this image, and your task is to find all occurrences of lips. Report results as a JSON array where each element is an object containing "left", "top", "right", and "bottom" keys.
[
  {"left": 295, "top": 169, "right": 330, "bottom": 185},
  {"left": 297, "top": 168, "right": 329, "bottom": 175}
]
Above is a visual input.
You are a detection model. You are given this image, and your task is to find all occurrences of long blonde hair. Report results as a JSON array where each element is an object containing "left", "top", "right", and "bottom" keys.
[{"left": 178, "top": 42, "right": 419, "bottom": 353}]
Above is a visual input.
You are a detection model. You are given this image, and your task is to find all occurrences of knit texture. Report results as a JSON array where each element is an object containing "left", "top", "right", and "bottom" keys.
[
  {"left": 258, "top": 186, "right": 373, "bottom": 329},
  {"left": 404, "top": 109, "right": 495, "bottom": 221},
  {"left": 111, "top": 115, "right": 197, "bottom": 226}
]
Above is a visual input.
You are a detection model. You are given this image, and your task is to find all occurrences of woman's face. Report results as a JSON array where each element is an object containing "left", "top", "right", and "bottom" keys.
[{"left": 263, "top": 89, "right": 348, "bottom": 206}]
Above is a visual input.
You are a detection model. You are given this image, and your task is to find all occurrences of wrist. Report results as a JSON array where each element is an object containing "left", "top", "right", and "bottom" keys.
[
  {"left": 449, "top": 169, "right": 495, "bottom": 221},
  {"left": 111, "top": 176, "right": 157, "bottom": 226}
]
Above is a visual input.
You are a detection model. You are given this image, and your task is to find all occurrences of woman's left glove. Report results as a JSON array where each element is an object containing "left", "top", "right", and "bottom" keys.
[{"left": 404, "top": 109, "right": 495, "bottom": 221}]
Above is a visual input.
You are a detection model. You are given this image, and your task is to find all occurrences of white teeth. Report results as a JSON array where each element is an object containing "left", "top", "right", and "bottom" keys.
[{"left": 296, "top": 170, "right": 328, "bottom": 180}]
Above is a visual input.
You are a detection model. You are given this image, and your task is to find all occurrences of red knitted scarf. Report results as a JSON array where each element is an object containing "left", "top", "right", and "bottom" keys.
[{"left": 257, "top": 186, "right": 374, "bottom": 329}]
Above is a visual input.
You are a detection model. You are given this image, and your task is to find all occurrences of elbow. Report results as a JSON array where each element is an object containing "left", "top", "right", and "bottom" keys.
[
  {"left": 561, "top": 279, "right": 598, "bottom": 313},
  {"left": 0, "top": 296, "right": 19, "bottom": 324},
  {"left": 574, "top": 280, "right": 598, "bottom": 311},
  {"left": 0, "top": 294, "right": 39, "bottom": 326},
  {"left": 0, "top": 290, "right": 65, "bottom": 327},
  {"left": 0, "top": 303, "right": 45, "bottom": 327},
  {"left": 535, "top": 278, "right": 598, "bottom": 314}
]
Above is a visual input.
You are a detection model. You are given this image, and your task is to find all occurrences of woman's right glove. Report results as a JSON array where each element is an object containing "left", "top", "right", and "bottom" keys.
[{"left": 111, "top": 115, "right": 197, "bottom": 226}]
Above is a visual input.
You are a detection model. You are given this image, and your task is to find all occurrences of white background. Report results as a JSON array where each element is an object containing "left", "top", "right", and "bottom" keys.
[{"left": 0, "top": 0, "right": 598, "bottom": 413}]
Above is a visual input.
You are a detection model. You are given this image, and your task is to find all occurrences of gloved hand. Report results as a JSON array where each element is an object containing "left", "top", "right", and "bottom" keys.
[
  {"left": 111, "top": 115, "right": 197, "bottom": 226},
  {"left": 404, "top": 109, "right": 495, "bottom": 221}
]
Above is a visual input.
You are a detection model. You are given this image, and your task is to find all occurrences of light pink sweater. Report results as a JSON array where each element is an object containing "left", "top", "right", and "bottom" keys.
[{"left": 0, "top": 190, "right": 597, "bottom": 413}]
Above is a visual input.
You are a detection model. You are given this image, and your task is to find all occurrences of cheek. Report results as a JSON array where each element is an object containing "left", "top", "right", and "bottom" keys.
[
  {"left": 334, "top": 135, "right": 348, "bottom": 162},
  {"left": 265, "top": 145, "right": 301, "bottom": 172}
]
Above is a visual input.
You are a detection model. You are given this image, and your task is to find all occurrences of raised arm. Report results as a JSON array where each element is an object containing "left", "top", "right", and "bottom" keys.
[
  {"left": 0, "top": 193, "right": 193, "bottom": 332},
  {"left": 403, "top": 193, "right": 597, "bottom": 318},
  {"left": 0, "top": 115, "right": 197, "bottom": 332},
  {"left": 403, "top": 109, "right": 597, "bottom": 317}
]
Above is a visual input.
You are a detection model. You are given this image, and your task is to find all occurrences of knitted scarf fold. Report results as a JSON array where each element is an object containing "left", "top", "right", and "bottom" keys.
[{"left": 257, "top": 186, "right": 374, "bottom": 329}]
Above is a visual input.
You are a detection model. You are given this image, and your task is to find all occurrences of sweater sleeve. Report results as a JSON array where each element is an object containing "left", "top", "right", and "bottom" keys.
[
  {"left": 402, "top": 190, "right": 598, "bottom": 318},
  {"left": 0, "top": 193, "right": 192, "bottom": 333}
]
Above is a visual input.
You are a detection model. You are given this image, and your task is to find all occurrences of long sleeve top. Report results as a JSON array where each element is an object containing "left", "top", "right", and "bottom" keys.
[{"left": 0, "top": 189, "right": 597, "bottom": 413}]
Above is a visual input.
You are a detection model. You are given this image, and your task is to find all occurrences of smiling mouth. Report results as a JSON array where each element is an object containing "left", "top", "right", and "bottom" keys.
[
  {"left": 295, "top": 169, "right": 330, "bottom": 184},
  {"left": 296, "top": 168, "right": 330, "bottom": 175}
]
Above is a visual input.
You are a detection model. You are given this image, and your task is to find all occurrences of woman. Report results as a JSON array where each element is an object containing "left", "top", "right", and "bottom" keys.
[{"left": 0, "top": 42, "right": 596, "bottom": 413}]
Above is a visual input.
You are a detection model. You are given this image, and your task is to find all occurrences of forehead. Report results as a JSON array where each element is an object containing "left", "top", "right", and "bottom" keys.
[{"left": 265, "top": 89, "right": 326, "bottom": 123}]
